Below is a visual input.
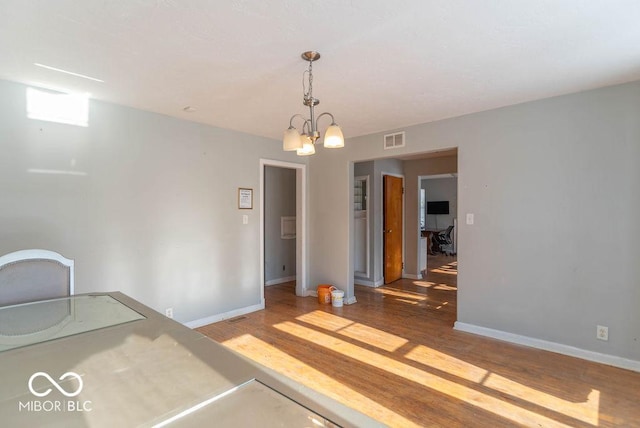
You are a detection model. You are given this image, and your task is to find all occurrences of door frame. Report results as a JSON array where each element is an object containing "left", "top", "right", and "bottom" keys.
[
  {"left": 354, "top": 175, "right": 370, "bottom": 278},
  {"left": 260, "top": 159, "right": 307, "bottom": 302},
  {"left": 382, "top": 172, "right": 405, "bottom": 283},
  {"left": 418, "top": 173, "right": 459, "bottom": 273}
]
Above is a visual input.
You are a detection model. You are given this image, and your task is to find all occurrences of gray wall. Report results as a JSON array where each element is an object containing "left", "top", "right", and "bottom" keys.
[
  {"left": 0, "top": 79, "right": 302, "bottom": 324},
  {"left": 309, "top": 80, "right": 640, "bottom": 362},
  {"left": 264, "top": 166, "right": 296, "bottom": 283}
]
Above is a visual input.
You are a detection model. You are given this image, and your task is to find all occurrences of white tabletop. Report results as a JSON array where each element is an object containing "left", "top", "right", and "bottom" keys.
[{"left": 0, "top": 292, "right": 383, "bottom": 428}]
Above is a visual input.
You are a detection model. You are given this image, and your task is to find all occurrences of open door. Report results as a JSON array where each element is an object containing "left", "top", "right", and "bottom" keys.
[{"left": 383, "top": 175, "right": 403, "bottom": 284}]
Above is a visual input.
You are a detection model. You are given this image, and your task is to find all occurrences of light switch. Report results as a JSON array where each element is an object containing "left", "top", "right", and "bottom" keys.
[
  {"left": 242, "top": 215, "right": 248, "bottom": 225},
  {"left": 466, "top": 213, "right": 474, "bottom": 225}
]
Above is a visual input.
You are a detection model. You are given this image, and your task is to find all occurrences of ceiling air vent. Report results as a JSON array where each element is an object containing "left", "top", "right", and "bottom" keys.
[{"left": 384, "top": 132, "right": 405, "bottom": 150}]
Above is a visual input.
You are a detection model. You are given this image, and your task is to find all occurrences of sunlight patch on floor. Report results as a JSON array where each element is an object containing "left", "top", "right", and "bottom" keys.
[
  {"left": 413, "top": 281, "right": 458, "bottom": 291},
  {"left": 221, "top": 334, "right": 420, "bottom": 427},
  {"left": 273, "top": 321, "right": 594, "bottom": 428},
  {"left": 435, "top": 301, "right": 449, "bottom": 310},
  {"left": 428, "top": 267, "right": 458, "bottom": 275},
  {"left": 296, "top": 311, "right": 408, "bottom": 352},
  {"left": 424, "top": 260, "right": 458, "bottom": 276},
  {"left": 406, "top": 337, "right": 599, "bottom": 425},
  {"left": 394, "top": 298, "right": 419, "bottom": 305},
  {"left": 377, "top": 288, "right": 427, "bottom": 301},
  {"left": 296, "top": 310, "right": 354, "bottom": 331},
  {"left": 483, "top": 372, "right": 600, "bottom": 426},
  {"left": 404, "top": 344, "right": 487, "bottom": 382},
  {"left": 413, "top": 280, "right": 436, "bottom": 287}
]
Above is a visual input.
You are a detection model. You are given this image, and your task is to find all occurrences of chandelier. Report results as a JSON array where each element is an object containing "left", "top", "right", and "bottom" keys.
[{"left": 283, "top": 51, "right": 344, "bottom": 156}]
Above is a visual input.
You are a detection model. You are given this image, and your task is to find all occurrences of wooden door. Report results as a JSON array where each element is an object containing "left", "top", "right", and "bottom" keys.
[{"left": 383, "top": 175, "right": 403, "bottom": 283}]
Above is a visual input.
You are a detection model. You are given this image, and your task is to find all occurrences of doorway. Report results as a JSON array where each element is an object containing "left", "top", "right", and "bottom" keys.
[
  {"left": 351, "top": 150, "right": 457, "bottom": 294},
  {"left": 259, "top": 159, "right": 307, "bottom": 304},
  {"left": 264, "top": 165, "right": 296, "bottom": 289},
  {"left": 420, "top": 173, "right": 458, "bottom": 277}
]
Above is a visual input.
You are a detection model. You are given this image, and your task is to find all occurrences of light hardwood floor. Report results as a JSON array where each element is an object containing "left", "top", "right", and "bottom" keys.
[{"left": 198, "top": 255, "right": 639, "bottom": 427}]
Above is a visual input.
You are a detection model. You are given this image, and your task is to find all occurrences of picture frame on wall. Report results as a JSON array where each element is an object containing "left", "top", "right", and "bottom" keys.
[{"left": 238, "top": 188, "right": 253, "bottom": 209}]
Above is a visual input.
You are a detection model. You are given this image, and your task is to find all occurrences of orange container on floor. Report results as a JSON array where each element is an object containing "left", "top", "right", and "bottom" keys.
[{"left": 317, "top": 284, "right": 335, "bottom": 304}]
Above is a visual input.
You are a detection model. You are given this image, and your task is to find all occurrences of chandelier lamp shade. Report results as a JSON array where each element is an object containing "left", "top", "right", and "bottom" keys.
[{"left": 283, "top": 51, "right": 344, "bottom": 156}]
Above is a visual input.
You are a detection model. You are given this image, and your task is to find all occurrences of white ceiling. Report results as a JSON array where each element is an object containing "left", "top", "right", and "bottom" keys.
[{"left": 1, "top": 1, "right": 640, "bottom": 141}]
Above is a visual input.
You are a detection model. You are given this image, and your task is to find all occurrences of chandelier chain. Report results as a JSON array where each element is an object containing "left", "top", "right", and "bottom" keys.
[
  {"left": 302, "top": 61, "right": 314, "bottom": 103},
  {"left": 308, "top": 60, "right": 313, "bottom": 101}
]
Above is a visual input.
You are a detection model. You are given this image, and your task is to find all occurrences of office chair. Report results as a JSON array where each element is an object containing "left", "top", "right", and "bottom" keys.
[{"left": 433, "top": 225, "right": 455, "bottom": 255}]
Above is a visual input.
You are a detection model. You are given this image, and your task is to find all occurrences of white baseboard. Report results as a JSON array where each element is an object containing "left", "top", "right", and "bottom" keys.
[
  {"left": 454, "top": 322, "right": 640, "bottom": 373},
  {"left": 402, "top": 273, "right": 422, "bottom": 280},
  {"left": 265, "top": 276, "right": 296, "bottom": 286},
  {"left": 354, "top": 277, "right": 384, "bottom": 287},
  {"left": 184, "top": 301, "right": 265, "bottom": 329}
]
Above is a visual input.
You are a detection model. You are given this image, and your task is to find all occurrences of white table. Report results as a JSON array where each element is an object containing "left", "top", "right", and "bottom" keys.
[{"left": 0, "top": 292, "right": 383, "bottom": 427}]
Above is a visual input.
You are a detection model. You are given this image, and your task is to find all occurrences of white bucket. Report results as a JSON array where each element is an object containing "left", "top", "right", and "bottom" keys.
[{"left": 331, "top": 289, "right": 344, "bottom": 307}]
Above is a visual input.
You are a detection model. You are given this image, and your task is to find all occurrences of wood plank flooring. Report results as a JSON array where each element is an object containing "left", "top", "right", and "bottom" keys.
[{"left": 197, "top": 255, "right": 639, "bottom": 427}]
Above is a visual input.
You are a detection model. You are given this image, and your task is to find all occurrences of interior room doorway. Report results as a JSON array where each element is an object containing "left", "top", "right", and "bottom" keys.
[
  {"left": 420, "top": 173, "right": 458, "bottom": 276},
  {"left": 351, "top": 149, "right": 457, "bottom": 295},
  {"left": 259, "top": 159, "right": 307, "bottom": 304},
  {"left": 264, "top": 165, "right": 296, "bottom": 290}
]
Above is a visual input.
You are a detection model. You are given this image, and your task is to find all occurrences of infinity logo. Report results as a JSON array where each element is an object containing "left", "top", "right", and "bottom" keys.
[{"left": 28, "top": 372, "right": 83, "bottom": 398}]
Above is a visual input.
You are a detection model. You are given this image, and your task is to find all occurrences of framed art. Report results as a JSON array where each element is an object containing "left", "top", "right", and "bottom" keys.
[{"left": 238, "top": 188, "right": 253, "bottom": 209}]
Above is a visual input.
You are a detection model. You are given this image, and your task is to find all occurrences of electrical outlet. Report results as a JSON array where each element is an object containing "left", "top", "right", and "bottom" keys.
[
  {"left": 165, "top": 307, "right": 174, "bottom": 319},
  {"left": 597, "top": 325, "right": 608, "bottom": 341},
  {"left": 466, "top": 213, "right": 474, "bottom": 225}
]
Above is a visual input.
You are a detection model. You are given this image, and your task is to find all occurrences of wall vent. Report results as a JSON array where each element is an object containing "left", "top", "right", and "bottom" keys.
[{"left": 383, "top": 132, "right": 405, "bottom": 150}]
